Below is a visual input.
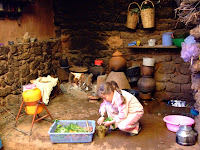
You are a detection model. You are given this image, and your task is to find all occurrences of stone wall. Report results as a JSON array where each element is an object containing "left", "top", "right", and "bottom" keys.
[
  {"left": 54, "top": 0, "right": 193, "bottom": 102},
  {"left": 0, "top": 40, "right": 62, "bottom": 111},
  {"left": 0, "top": 0, "right": 194, "bottom": 108}
]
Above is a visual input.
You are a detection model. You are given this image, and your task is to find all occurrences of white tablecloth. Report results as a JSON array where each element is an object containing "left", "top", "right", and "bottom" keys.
[{"left": 33, "top": 75, "right": 58, "bottom": 104}]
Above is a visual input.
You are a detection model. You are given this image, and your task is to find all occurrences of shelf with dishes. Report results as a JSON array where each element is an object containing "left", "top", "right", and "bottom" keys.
[{"left": 128, "top": 44, "right": 178, "bottom": 49}]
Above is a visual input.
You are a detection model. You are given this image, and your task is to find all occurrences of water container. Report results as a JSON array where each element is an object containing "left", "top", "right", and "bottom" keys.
[
  {"left": 162, "top": 32, "right": 173, "bottom": 46},
  {"left": 22, "top": 85, "right": 43, "bottom": 115}
]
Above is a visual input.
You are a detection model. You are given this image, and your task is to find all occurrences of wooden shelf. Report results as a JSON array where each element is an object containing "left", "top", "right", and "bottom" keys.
[{"left": 128, "top": 44, "right": 178, "bottom": 49}]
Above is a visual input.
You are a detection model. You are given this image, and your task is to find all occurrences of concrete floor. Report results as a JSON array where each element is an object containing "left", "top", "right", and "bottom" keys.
[{"left": 0, "top": 92, "right": 200, "bottom": 150}]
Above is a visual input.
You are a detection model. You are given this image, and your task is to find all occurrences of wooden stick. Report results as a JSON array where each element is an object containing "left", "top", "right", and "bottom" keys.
[{"left": 86, "top": 120, "right": 89, "bottom": 132}]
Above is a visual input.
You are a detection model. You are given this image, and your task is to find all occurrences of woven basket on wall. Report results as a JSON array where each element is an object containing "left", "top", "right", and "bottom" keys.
[
  {"left": 126, "top": 2, "right": 141, "bottom": 29},
  {"left": 141, "top": 0, "right": 155, "bottom": 28}
]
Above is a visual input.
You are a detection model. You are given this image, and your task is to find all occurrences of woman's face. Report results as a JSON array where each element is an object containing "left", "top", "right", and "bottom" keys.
[{"left": 101, "top": 92, "right": 114, "bottom": 103}]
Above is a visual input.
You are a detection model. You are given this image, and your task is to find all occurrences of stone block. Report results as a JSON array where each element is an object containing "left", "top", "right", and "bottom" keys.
[
  {"left": 181, "top": 83, "right": 192, "bottom": 93},
  {"left": 157, "top": 7, "right": 175, "bottom": 19},
  {"left": 0, "top": 79, "right": 6, "bottom": 88},
  {"left": 171, "top": 74, "right": 190, "bottom": 84},
  {"left": 34, "top": 47, "right": 43, "bottom": 56},
  {"left": 156, "top": 23, "right": 170, "bottom": 31},
  {"left": 11, "top": 82, "right": 19, "bottom": 91},
  {"left": 0, "top": 54, "right": 7, "bottom": 60},
  {"left": 10, "top": 46, "right": 17, "bottom": 54},
  {"left": 5, "top": 72, "right": 15, "bottom": 86},
  {"left": 107, "top": 36, "right": 123, "bottom": 49},
  {"left": 154, "top": 72, "right": 170, "bottom": 82},
  {"left": 120, "top": 32, "right": 137, "bottom": 39},
  {"left": 18, "top": 52, "right": 31, "bottom": 60},
  {"left": 0, "top": 86, "right": 12, "bottom": 97},
  {"left": 172, "top": 55, "right": 185, "bottom": 64},
  {"left": 20, "top": 65, "right": 30, "bottom": 78},
  {"left": 0, "top": 46, "right": 10, "bottom": 55},
  {"left": 140, "top": 37, "right": 149, "bottom": 45},
  {"left": 155, "top": 55, "right": 172, "bottom": 63},
  {"left": 0, "top": 61, "right": 8, "bottom": 75},
  {"left": 166, "top": 82, "right": 180, "bottom": 93},
  {"left": 156, "top": 82, "right": 166, "bottom": 91},
  {"left": 30, "top": 59, "right": 40, "bottom": 70},
  {"left": 157, "top": 62, "right": 176, "bottom": 74},
  {"left": 5, "top": 94, "right": 20, "bottom": 106},
  {"left": 176, "top": 63, "right": 191, "bottom": 75}
]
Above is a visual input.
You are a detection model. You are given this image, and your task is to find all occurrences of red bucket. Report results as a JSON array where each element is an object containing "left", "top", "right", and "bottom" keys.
[{"left": 94, "top": 60, "right": 103, "bottom": 66}]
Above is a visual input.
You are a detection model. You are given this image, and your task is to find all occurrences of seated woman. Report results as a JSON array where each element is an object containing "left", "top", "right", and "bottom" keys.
[{"left": 97, "top": 81, "right": 144, "bottom": 135}]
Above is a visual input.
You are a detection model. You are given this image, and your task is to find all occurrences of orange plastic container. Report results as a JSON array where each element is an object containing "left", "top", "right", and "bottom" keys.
[{"left": 22, "top": 87, "right": 43, "bottom": 115}]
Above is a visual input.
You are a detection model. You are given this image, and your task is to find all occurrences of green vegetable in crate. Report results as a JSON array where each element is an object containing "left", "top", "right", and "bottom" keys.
[
  {"left": 104, "top": 117, "right": 115, "bottom": 129},
  {"left": 55, "top": 123, "right": 88, "bottom": 133}
]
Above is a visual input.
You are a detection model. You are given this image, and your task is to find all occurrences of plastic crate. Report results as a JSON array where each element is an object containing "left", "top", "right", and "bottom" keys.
[{"left": 48, "top": 120, "right": 96, "bottom": 143}]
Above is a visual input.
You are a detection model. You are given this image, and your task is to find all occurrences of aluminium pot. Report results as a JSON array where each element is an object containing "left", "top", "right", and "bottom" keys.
[{"left": 176, "top": 125, "right": 197, "bottom": 146}]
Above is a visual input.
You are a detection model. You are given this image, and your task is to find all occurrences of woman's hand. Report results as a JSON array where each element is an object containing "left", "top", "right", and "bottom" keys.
[
  {"left": 97, "top": 117, "right": 105, "bottom": 125},
  {"left": 103, "top": 120, "right": 115, "bottom": 127}
]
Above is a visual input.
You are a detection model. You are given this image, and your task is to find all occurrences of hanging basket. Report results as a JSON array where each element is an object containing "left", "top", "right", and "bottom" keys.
[
  {"left": 126, "top": 2, "right": 141, "bottom": 29},
  {"left": 141, "top": 0, "right": 155, "bottom": 28}
]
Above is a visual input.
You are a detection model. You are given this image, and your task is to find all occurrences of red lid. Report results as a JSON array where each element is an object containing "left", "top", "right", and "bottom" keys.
[{"left": 94, "top": 60, "right": 103, "bottom": 66}]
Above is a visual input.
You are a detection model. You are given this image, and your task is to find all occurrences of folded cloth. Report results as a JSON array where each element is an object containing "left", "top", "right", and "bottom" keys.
[{"left": 33, "top": 75, "right": 58, "bottom": 104}]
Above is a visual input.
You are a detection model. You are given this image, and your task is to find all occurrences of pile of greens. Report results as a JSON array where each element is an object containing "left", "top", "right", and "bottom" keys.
[
  {"left": 104, "top": 117, "right": 115, "bottom": 129},
  {"left": 55, "top": 123, "right": 87, "bottom": 133}
]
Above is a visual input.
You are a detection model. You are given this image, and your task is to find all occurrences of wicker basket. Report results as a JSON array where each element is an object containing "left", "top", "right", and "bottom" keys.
[
  {"left": 126, "top": 2, "right": 141, "bottom": 29},
  {"left": 141, "top": 0, "right": 155, "bottom": 28}
]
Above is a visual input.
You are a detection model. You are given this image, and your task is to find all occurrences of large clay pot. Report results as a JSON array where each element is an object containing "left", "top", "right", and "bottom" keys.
[
  {"left": 109, "top": 50, "right": 126, "bottom": 72},
  {"left": 141, "top": 66, "right": 154, "bottom": 77},
  {"left": 137, "top": 77, "right": 156, "bottom": 93}
]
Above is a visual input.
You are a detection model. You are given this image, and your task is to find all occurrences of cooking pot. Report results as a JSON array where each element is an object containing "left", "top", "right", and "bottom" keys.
[
  {"left": 123, "top": 89, "right": 139, "bottom": 98},
  {"left": 176, "top": 125, "right": 197, "bottom": 146},
  {"left": 125, "top": 66, "right": 140, "bottom": 77}
]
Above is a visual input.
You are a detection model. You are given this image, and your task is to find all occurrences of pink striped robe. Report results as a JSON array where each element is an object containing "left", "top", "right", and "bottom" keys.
[{"left": 99, "top": 90, "right": 144, "bottom": 134}]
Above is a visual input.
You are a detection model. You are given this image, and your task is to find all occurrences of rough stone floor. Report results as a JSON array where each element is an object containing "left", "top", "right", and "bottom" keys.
[{"left": 0, "top": 92, "right": 199, "bottom": 150}]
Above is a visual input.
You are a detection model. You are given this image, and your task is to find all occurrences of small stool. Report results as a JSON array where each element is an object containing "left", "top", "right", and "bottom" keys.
[{"left": 14, "top": 98, "right": 53, "bottom": 136}]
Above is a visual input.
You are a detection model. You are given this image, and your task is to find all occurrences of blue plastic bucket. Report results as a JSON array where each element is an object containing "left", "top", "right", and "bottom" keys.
[
  {"left": 0, "top": 138, "right": 2, "bottom": 149},
  {"left": 162, "top": 32, "right": 173, "bottom": 46}
]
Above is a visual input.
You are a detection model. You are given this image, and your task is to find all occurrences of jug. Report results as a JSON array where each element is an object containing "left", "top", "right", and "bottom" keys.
[
  {"left": 148, "top": 39, "right": 156, "bottom": 46},
  {"left": 176, "top": 125, "right": 197, "bottom": 146},
  {"left": 162, "top": 32, "right": 173, "bottom": 46}
]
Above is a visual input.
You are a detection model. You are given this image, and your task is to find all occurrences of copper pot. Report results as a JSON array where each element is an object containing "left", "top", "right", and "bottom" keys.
[
  {"left": 137, "top": 77, "right": 156, "bottom": 93},
  {"left": 109, "top": 50, "right": 126, "bottom": 71},
  {"left": 141, "top": 66, "right": 154, "bottom": 77}
]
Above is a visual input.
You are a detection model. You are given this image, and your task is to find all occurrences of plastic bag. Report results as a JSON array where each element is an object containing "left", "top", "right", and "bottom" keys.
[{"left": 184, "top": 35, "right": 196, "bottom": 45}]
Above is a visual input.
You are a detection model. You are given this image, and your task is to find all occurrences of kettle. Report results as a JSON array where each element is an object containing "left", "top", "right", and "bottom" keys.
[{"left": 176, "top": 125, "right": 197, "bottom": 146}]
